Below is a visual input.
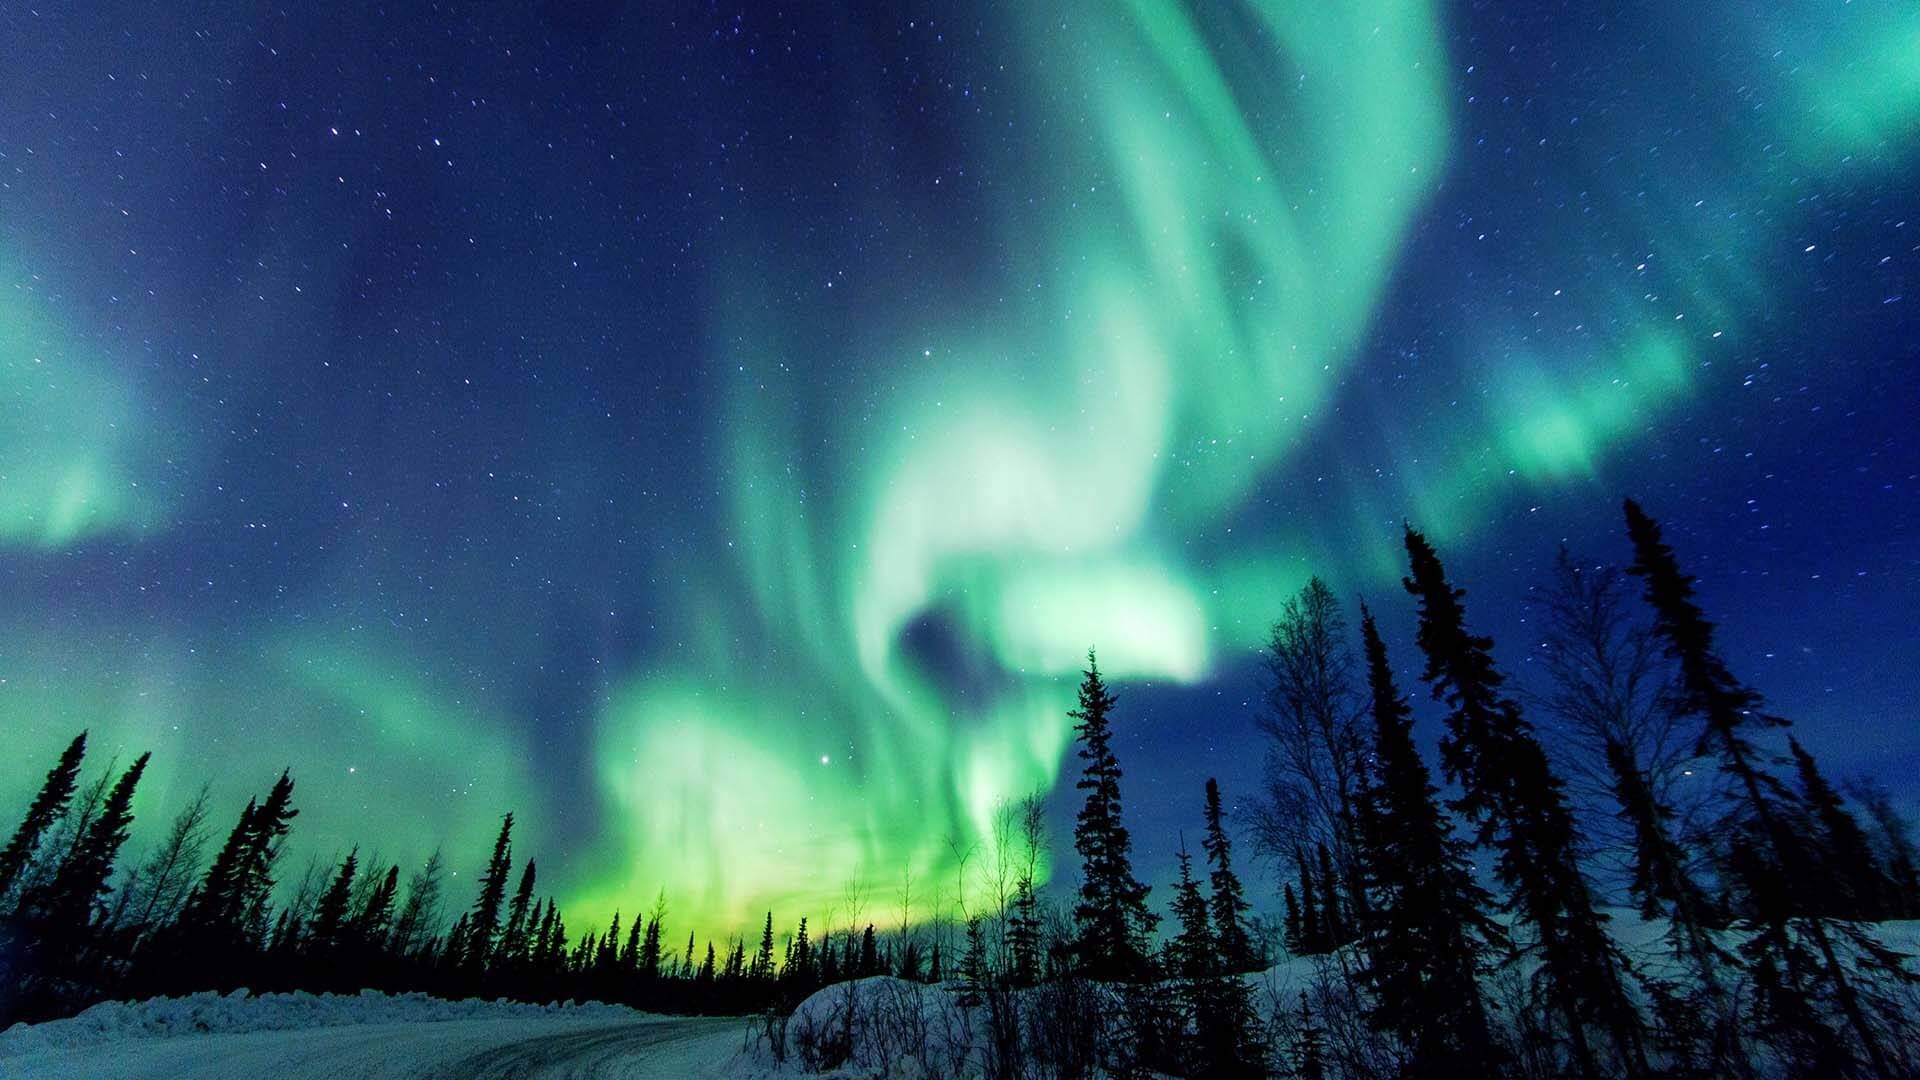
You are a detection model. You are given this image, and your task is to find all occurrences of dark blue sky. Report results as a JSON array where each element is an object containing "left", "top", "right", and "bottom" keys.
[{"left": 1, "top": 1, "right": 1914, "bottom": 929}]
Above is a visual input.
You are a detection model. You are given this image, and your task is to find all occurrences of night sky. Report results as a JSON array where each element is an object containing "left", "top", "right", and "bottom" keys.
[{"left": 3, "top": 2, "right": 1916, "bottom": 939}]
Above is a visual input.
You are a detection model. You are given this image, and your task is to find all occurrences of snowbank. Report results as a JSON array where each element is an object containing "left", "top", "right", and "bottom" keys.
[
  {"left": 760, "top": 915, "right": 1920, "bottom": 1078},
  {"left": 0, "top": 988, "right": 643, "bottom": 1059},
  {"left": 785, "top": 976, "right": 961, "bottom": 1073},
  {"left": 778, "top": 974, "right": 1139, "bottom": 1078}
]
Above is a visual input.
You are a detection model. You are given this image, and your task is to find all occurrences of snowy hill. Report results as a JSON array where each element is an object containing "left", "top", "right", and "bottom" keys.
[
  {"left": 5, "top": 916, "right": 1915, "bottom": 1078},
  {"left": 0, "top": 989, "right": 751, "bottom": 1079}
]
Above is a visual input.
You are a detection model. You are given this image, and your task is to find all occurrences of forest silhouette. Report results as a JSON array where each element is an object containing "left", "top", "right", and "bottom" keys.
[{"left": 2, "top": 500, "right": 1915, "bottom": 1078}]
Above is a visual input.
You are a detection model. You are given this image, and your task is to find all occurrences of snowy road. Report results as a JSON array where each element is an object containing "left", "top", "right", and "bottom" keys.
[{"left": 0, "top": 1014, "right": 751, "bottom": 1079}]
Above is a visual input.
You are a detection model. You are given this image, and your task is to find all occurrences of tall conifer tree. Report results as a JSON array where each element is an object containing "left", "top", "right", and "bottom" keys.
[
  {"left": 751, "top": 911, "right": 776, "bottom": 981},
  {"left": 1404, "top": 527, "right": 1646, "bottom": 1077},
  {"left": 1068, "top": 649, "right": 1157, "bottom": 980},
  {"left": 307, "top": 849, "right": 359, "bottom": 954},
  {"left": 498, "top": 859, "right": 539, "bottom": 969},
  {"left": 0, "top": 732, "right": 87, "bottom": 900},
  {"left": 463, "top": 813, "right": 514, "bottom": 971},
  {"left": 354, "top": 864, "right": 400, "bottom": 949},
  {"left": 1626, "top": 499, "right": 1906, "bottom": 1077},
  {"left": 1351, "top": 608, "right": 1501, "bottom": 1075},
  {"left": 1200, "top": 779, "right": 1256, "bottom": 972},
  {"left": 31, "top": 752, "right": 149, "bottom": 935},
  {"left": 236, "top": 771, "right": 299, "bottom": 942},
  {"left": 1789, "top": 738, "right": 1893, "bottom": 920},
  {"left": 181, "top": 798, "right": 256, "bottom": 935},
  {"left": 1295, "top": 851, "right": 1321, "bottom": 955}
]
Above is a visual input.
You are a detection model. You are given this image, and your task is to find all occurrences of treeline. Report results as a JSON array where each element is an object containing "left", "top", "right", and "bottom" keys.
[
  {"left": 783, "top": 500, "right": 1918, "bottom": 1079},
  {"left": 2, "top": 500, "right": 1918, "bottom": 1080},
  {"left": 1001, "top": 499, "right": 1917, "bottom": 1079},
  {"left": 0, "top": 741, "right": 899, "bottom": 1025}
]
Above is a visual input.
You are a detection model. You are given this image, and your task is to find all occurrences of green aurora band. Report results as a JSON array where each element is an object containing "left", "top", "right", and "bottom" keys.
[
  {"left": 577, "top": 0, "right": 1920, "bottom": 933},
  {"left": 2, "top": 0, "right": 1915, "bottom": 943},
  {"left": 0, "top": 255, "right": 168, "bottom": 548}
]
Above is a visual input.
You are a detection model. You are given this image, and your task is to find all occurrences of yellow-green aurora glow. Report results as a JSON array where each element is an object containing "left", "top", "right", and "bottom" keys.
[
  {"left": 575, "top": 0, "right": 1920, "bottom": 931},
  {"left": 2, "top": 0, "right": 1916, "bottom": 944}
]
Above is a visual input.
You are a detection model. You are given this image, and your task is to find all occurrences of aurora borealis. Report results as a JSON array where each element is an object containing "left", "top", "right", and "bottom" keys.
[{"left": 3, "top": 1, "right": 1916, "bottom": 941}]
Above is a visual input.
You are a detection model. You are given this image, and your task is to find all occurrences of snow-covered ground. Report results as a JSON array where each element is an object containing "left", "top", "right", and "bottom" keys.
[
  {"left": 771, "top": 914, "right": 1920, "bottom": 1079},
  {"left": 0, "top": 990, "right": 757, "bottom": 1079},
  {"left": 6, "top": 918, "right": 1914, "bottom": 1078}
]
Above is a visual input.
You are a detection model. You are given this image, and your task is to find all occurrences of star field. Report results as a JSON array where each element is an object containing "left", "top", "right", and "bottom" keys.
[{"left": 1, "top": 1, "right": 1915, "bottom": 937}]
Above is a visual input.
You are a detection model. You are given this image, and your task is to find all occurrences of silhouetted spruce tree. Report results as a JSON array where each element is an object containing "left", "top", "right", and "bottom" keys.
[
  {"left": 534, "top": 900, "right": 557, "bottom": 972},
  {"left": 111, "top": 785, "right": 211, "bottom": 943},
  {"left": 19, "top": 769, "right": 107, "bottom": 920},
  {"left": 608, "top": 916, "right": 629, "bottom": 974},
  {"left": 266, "top": 908, "right": 299, "bottom": 960},
  {"left": 618, "top": 912, "right": 642, "bottom": 971},
  {"left": 463, "top": 813, "right": 514, "bottom": 972},
  {"left": 1848, "top": 779, "right": 1920, "bottom": 918},
  {"left": 1315, "top": 841, "right": 1345, "bottom": 947},
  {"left": 1168, "top": 845, "right": 1215, "bottom": 981},
  {"left": 1281, "top": 884, "right": 1301, "bottom": 953},
  {"left": 1604, "top": 741, "right": 1711, "bottom": 924},
  {"left": 639, "top": 894, "right": 665, "bottom": 980},
  {"left": 788, "top": 916, "right": 814, "bottom": 987},
  {"left": 1403, "top": 526, "right": 1647, "bottom": 1078},
  {"left": 751, "top": 911, "right": 776, "bottom": 981},
  {"left": 159, "top": 769, "right": 295, "bottom": 987},
  {"left": 28, "top": 752, "right": 149, "bottom": 940},
  {"left": 1295, "top": 850, "right": 1322, "bottom": 955},
  {"left": 957, "top": 914, "right": 988, "bottom": 1006},
  {"left": 542, "top": 909, "right": 569, "bottom": 976},
  {"left": 828, "top": 934, "right": 849, "bottom": 986},
  {"left": 112, "top": 785, "right": 235, "bottom": 996},
  {"left": 594, "top": 910, "right": 622, "bottom": 977},
  {"left": 1790, "top": 738, "right": 1894, "bottom": 920},
  {"left": 1068, "top": 649, "right": 1157, "bottom": 980},
  {"left": 1201, "top": 779, "right": 1256, "bottom": 972},
  {"left": 443, "top": 913, "right": 471, "bottom": 971},
  {"left": 307, "top": 848, "right": 359, "bottom": 955},
  {"left": 1290, "top": 992, "right": 1327, "bottom": 1080},
  {"left": 570, "top": 926, "right": 595, "bottom": 972},
  {"left": 353, "top": 864, "right": 399, "bottom": 950},
  {"left": 1009, "top": 877, "right": 1041, "bottom": 986},
  {"left": 390, "top": 850, "right": 444, "bottom": 960},
  {"left": 633, "top": 910, "right": 656, "bottom": 972},
  {"left": 272, "top": 856, "right": 329, "bottom": 961},
  {"left": 860, "top": 924, "right": 878, "bottom": 977},
  {"left": 179, "top": 798, "right": 257, "bottom": 938},
  {"left": 1623, "top": 500, "right": 1814, "bottom": 908},
  {"left": 1626, "top": 499, "right": 1908, "bottom": 1077},
  {"left": 0, "top": 732, "right": 86, "bottom": 901},
  {"left": 832, "top": 934, "right": 853, "bottom": 985},
  {"left": 591, "top": 923, "right": 610, "bottom": 974},
  {"left": 1351, "top": 607, "right": 1501, "bottom": 1076},
  {"left": 1168, "top": 848, "right": 1218, "bottom": 1056},
  {"left": 495, "top": 859, "right": 537, "bottom": 972},
  {"left": 1604, "top": 737, "right": 1746, "bottom": 1074},
  {"left": 1169, "top": 842, "right": 1262, "bottom": 1078},
  {"left": 528, "top": 901, "right": 554, "bottom": 969},
  {"left": 235, "top": 771, "right": 297, "bottom": 942}
]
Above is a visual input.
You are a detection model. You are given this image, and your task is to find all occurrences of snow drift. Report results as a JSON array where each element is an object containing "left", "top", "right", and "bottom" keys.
[{"left": 0, "top": 987, "right": 643, "bottom": 1060}]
